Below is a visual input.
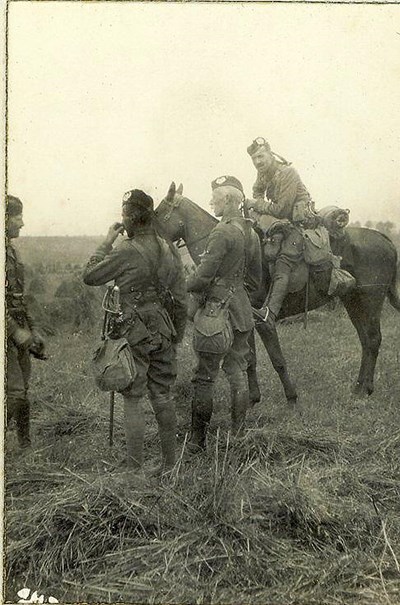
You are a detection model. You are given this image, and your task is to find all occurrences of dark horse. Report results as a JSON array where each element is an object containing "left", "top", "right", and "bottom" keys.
[{"left": 155, "top": 182, "right": 400, "bottom": 402}]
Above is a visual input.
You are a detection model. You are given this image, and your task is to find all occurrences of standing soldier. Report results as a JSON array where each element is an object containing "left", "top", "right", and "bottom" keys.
[
  {"left": 245, "top": 137, "right": 317, "bottom": 325},
  {"left": 83, "top": 189, "right": 187, "bottom": 477},
  {"left": 6, "top": 195, "right": 45, "bottom": 449},
  {"left": 187, "top": 176, "right": 262, "bottom": 450}
]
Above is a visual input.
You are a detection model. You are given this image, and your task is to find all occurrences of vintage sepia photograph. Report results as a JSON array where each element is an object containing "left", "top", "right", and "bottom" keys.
[{"left": 3, "top": 1, "right": 400, "bottom": 603}]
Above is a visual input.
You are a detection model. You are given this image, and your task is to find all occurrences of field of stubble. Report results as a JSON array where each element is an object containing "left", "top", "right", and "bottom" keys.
[{"left": 4, "top": 302, "right": 400, "bottom": 605}]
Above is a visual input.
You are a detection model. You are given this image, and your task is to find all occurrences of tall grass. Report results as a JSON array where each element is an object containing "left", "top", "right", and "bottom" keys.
[{"left": 5, "top": 303, "right": 400, "bottom": 604}]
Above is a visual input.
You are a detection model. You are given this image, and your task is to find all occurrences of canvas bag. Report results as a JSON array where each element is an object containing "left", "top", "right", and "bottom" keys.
[
  {"left": 92, "top": 337, "right": 137, "bottom": 392},
  {"left": 302, "top": 225, "right": 333, "bottom": 266},
  {"left": 328, "top": 267, "right": 356, "bottom": 297},
  {"left": 193, "top": 300, "right": 233, "bottom": 355}
]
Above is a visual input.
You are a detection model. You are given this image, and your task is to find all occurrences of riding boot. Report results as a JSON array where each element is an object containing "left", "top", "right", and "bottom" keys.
[
  {"left": 13, "top": 398, "right": 31, "bottom": 449},
  {"left": 150, "top": 395, "right": 177, "bottom": 473},
  {"left": 265, "top": 260, "right": 292, "bottom": 319},
  {"left": 189, "top": 393, "right": 213, "bottom": 451},
  {"left": 123, "top": 395, "right": 145, "bottom": 471}
]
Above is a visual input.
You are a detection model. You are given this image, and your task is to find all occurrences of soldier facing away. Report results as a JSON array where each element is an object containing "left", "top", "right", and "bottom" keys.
[
  {"left": 6, "top": 195, "right": 46, "bottom": 449},
  {"left": 186, "top": 176, "right": 262, "bottom": 450},
  {"left": 83, "top": 189, "right": 187, "bottom": 477}
]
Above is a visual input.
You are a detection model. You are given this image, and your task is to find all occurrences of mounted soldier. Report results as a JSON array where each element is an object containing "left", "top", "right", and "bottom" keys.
[
  {"left": 83, "top": 189, "right": 187, "bottom": 478},
  {"left": 6, "top": 195, "right": 46, "bottom": 449},
  {"left": 245, "top": 137, "right": 354, "bottom": 326},
  {"left": 186, "top": 176, "right": 262, "bottom": 450}
]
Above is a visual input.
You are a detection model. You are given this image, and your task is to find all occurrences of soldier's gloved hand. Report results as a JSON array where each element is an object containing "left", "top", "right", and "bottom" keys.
[
  {"left": 12, "top": 327, "right": 33, "bottom": 349},
  {"left": 105, "top": 222, "right": 125, "bottom": 246}
]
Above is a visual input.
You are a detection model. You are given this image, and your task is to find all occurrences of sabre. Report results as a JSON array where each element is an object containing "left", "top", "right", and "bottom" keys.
[{"left": 101, "top": 285, "right": 121, "bottom": 448}]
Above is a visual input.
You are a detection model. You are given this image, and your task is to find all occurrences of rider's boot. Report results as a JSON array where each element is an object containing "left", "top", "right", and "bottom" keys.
[{"left": 263, "top": 260, "right": 292, "bottom": 326}]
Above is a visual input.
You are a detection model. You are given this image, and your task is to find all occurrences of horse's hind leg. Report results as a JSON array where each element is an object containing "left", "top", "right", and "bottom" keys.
[
  {"left": 255, "top": 322, "right": 298, "bottom": 404},
  {"left": 342, "top": 290, "right": 384, "bottom": 396}
]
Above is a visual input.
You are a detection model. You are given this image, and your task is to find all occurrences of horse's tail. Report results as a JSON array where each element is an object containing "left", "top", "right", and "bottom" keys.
[{"left": 387, "top": 248, "right": 400, "bottom": 312}]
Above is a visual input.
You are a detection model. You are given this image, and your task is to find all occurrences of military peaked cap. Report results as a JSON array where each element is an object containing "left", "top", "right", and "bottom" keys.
[
  {"left": 247, "top": 137, "right": 272, "bottom": 156},
  {"left": 122, "top": 189, "right": 154, "bottom": 213},
  {"left": 7, "top": 195, "right": 23, "bottom": 216},
  {"left": 211, "top": 175, "right": 244, "bottom": 194}
]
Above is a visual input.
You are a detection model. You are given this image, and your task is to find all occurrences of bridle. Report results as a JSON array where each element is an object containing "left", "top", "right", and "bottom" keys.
[{"left": 157, "top": 194, "right": 211, "bottom": 250}]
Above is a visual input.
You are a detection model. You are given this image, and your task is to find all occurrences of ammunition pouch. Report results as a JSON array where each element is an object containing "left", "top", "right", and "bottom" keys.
[{"left": 292, "top": 200, "right": 319, "bottom": 229}]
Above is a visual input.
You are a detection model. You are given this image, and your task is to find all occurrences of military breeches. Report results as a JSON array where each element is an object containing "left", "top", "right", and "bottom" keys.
[
  {"left": 125, "top": 334, "right": 177, "bottom": 401},
  {"left": 7, "top": 339, "right": 31, "bottom": 405},
  {"left": 276, "top": 228, "right": 304, "bottom": 269},
  {"left": 192, "top": 329, "right": 251, "bottom": 402}
]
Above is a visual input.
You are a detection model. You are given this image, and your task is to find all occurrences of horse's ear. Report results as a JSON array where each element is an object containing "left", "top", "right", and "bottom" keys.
[
  {"left": 176, "top": 183, "right": 183, "bottom": 195},
  {"left": 166, "top": 182, "right": 176, "bottom": 202}
]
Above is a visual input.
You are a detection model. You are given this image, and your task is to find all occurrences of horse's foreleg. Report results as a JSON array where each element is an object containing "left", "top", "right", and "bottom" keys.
[
  {"left": 255, "top": 322, "right": 298, "bottom": 404},
  {"left": 247, "top": 330, "right": 261, "bottom": 406},
  {"left": 342, "top": 291, "right": 383, "bottom": 396}
]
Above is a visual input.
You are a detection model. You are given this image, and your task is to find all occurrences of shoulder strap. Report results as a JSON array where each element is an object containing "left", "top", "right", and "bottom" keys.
[
  {"left": 228, "top": 218, "right": 251, "bottom": 278},
  {"left": 127, "top": 238, "right": 158, "bottom": 284}
]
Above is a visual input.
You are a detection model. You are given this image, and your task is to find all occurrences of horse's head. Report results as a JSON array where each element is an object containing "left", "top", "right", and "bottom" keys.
[{"left": 154, "top": 181, "right": 186, "bottom": 242}]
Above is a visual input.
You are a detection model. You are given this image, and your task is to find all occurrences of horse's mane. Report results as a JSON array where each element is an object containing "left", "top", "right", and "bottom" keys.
[{"left": 164, "top": 194, "right": 218, "bottom": 225}]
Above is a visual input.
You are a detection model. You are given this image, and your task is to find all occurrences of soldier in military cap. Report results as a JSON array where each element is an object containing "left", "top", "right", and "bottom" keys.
[
  {"left": 245, "top": 137, "right": 318, "bottom": 325},
  {"left": 83, "top": 189, "right": 187, "bottom": 477},
  {"left": 186, "top": 176, "right": 262, "bottom": 450},
  {"left": 6, "top": 195, "right": 46, "bottom": 449}
]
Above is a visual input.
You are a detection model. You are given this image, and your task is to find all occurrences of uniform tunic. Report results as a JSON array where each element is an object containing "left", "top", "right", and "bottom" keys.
[
  {"left": 186, "top": 217, "right": 262, "bottom": 332},
  {"left": 186, "top": 216, "right": 262, "bottom": 397},
  {"left": 83, "top": 227, "right": 187, "bottom": 399},
  {"left": 252, "top": 159, "right": 312, "bottom": 222},
  {"left": 6, "top": 242, "right": 32, "bottom": 403}
]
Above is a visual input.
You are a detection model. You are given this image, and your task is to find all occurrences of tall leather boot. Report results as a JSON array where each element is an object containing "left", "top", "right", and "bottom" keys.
[
  {"left": 189, "top": 394, "right": 213, "bottom": 452},
  {"left": 151, "top": 395, "right": 177, "bottom": 473},
  {"left": 14, "top": 398, "right": 31, "bottom": 449},
  {"left": 123, "top": 395, "right": 145, "bottom": 471},
  {"left": 265, "top": 260, "right": 292, "bottom": 319}
]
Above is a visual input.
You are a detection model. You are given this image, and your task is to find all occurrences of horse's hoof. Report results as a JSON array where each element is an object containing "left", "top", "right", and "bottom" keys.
[
  {"left": 352, "top": 382, "right": 374, "bottom": 398},
  {"left": 287, "top": 396, "right": 298, "bottom": 406},
  {"left": 249, "top": 393, "right": 261, "bottom": 407}
]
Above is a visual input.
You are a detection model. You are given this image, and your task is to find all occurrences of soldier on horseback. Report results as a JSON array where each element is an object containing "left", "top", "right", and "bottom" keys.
[
  {"left": 186, "top": 176, "right": 262, "bottom": 450},
  {"left": 245, "top": 137, "right": 352, "bottom": 325}
]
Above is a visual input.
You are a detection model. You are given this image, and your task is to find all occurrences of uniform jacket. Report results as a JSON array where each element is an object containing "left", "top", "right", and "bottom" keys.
[
  {"left": 6, "top": 242, "right": 34, "bottom": 338},
  {"left": 252, "top": 159, "right": 312, "bottom": 221},
  {"left": 186, "top": 216, "right": 262, "bottom": 332},
  {"left": 83, "top": 227, "right": 187, "bottom": 343}
]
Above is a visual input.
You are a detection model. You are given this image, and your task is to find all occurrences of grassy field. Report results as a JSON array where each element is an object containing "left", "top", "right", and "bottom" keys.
[{"left": 4, "top": 301, "right": 400, "bottom": 605}]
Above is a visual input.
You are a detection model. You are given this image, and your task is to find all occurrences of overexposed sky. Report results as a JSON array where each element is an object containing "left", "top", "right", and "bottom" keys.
[{"left": 7, "top": 1, "right": 400, "bottom": 236}]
